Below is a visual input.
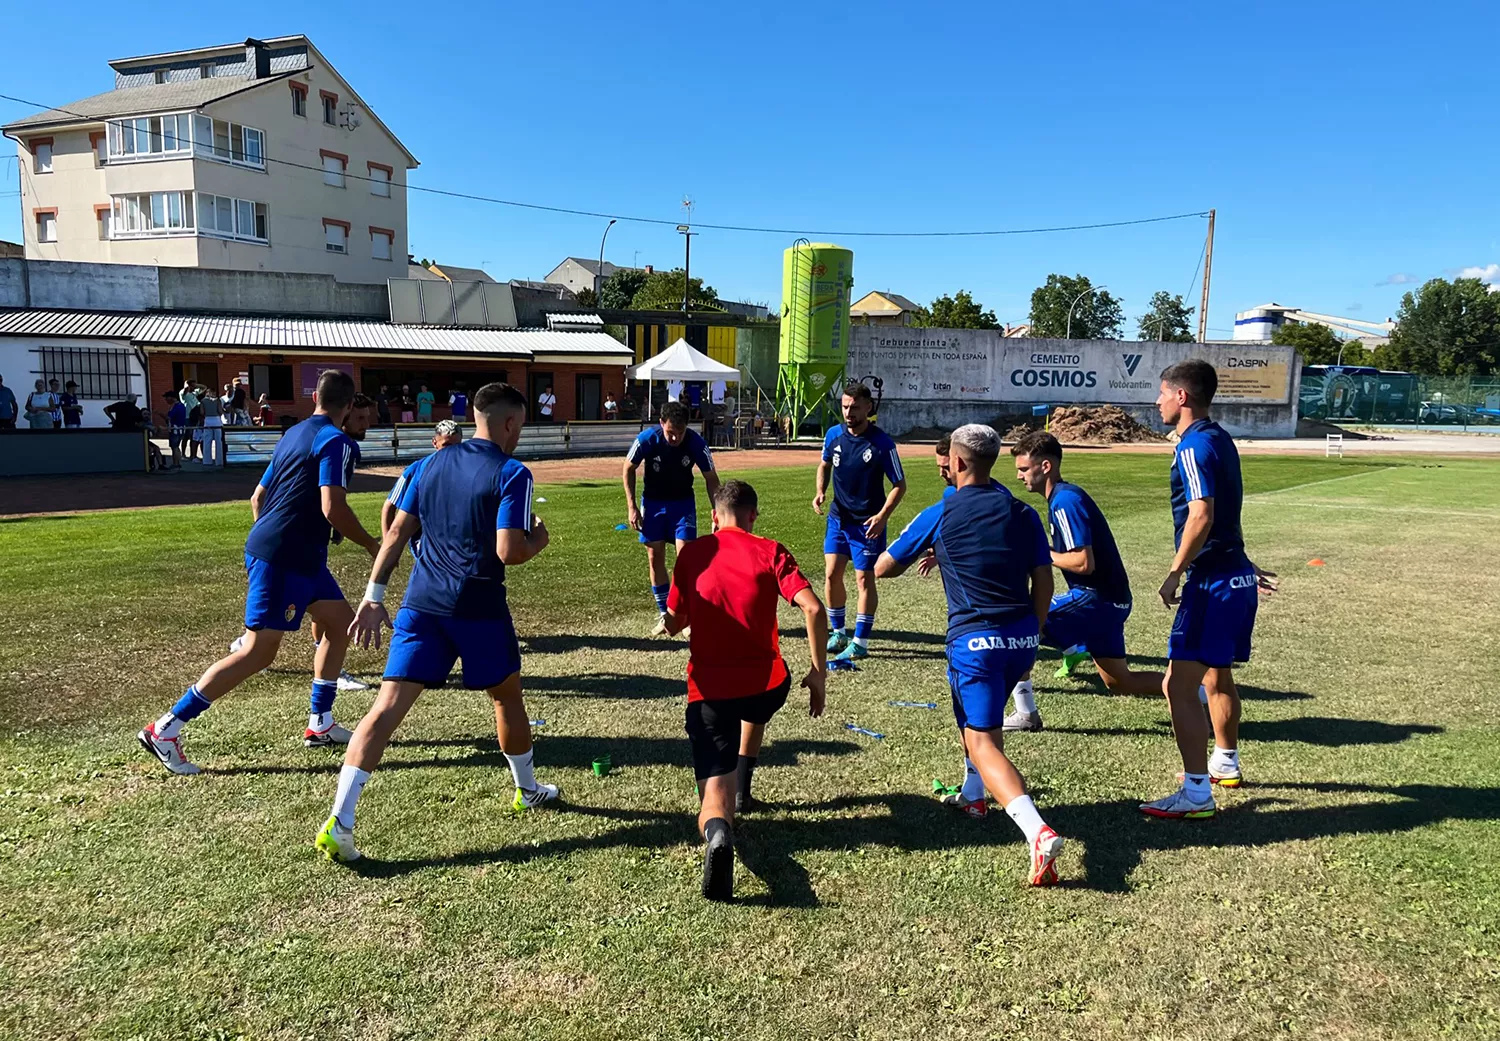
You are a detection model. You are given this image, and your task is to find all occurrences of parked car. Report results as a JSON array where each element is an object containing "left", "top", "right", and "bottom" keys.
[{"left": 1418, "top": 401, "right": 1463, "bottom": 423}]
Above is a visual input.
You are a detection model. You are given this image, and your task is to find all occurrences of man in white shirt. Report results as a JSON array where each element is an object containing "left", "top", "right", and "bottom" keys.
[
  {"left": 667, "top": 379, "right": 684, "bottom": 403},
  {"left": 537, "top": 384, "right": 557, "bottom": 423}
]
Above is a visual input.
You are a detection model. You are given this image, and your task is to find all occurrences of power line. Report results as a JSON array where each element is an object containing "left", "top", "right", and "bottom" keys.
[{"left": 0, "top": 90, "right": 1209, "bottom": 239}]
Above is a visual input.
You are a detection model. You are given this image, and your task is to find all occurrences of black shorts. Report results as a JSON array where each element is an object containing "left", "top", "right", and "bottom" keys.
[{"left": 685, "top": 677, "right": 791, "bottom": 781}]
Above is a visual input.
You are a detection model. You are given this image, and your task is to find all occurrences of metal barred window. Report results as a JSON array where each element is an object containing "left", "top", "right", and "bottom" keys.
[{"left": 35, "top": 346, "right": 135, "bottom": 399}]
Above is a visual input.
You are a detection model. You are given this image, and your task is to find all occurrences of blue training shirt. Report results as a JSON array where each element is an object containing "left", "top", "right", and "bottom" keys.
[
  {"left": 388, "top": 458, "right": 425, "bottom": 558},
  {"left": 245, "top": 414, "right": 359, "bottom": 574},
  {"left": 887, "top": 483, "right": 1051, "bottom": 638},
  {"left": 1171, "top": 418, "right": 1250, "bottom": 576},
  {"left": 627, "top": 426, "right": 714, "bottom": 502},
  {"left": 1048, "top": 482, "right": 1131, "bottom": 604},
  {"left": 394, "top": 439, "right": 533, "bottom": 619},
  {"left": 823, "top": 423, "right": 904, "bottom": 523}
]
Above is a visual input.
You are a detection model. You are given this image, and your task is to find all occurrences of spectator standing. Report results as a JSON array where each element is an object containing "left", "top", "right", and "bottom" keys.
[
  {"left": 59, "top": 381, "right": 83, "bottom": 429},
  {"left": 688, "top": 382, "right": 703, "bottom": 420},
  {"left": 183, "top": 383, "right": 204, "bottom": 461},
  {"left": 416, "top": 384, "right": 435, "bottom": 423},
  {"left": 104, "top": 393, "right": 146, "bottom": 429},
  {"left": 199, "top": 387, "right": 225, "bottom": 467},
  {"left": 398, "top": 384, "right": 415, "bottom": 423},
  {"left": 450, "top": 385, "right": 467, "bottom": 422},
  {"left": 47, "top": 380, "right": 65, "bottom": 427},
  {"left": 229, "top": 381, "right": 250, "bottom": 425},
  {"left": 375, "top": 385, "right": 392, "bottom": 426},
  {"left": 25, "top": 379, "right": 55, "bottom": 429},
  {"left": 255, "top": 393, "right": 273, "bottom": 427},
  {"left": 537, "top": 384, "right": 557, "bottom": 423},
  {"left": 604, "top": 392, "right": 619, "bottom": 420},
  {"left": 667, "top": 379, "right": 684, "bottom": 404},
  {"left": 0, "top": 374, "right": 17, "bottom": 429},
  {"left": 164, "top": 390, "right": 187, "bottom": 468}
]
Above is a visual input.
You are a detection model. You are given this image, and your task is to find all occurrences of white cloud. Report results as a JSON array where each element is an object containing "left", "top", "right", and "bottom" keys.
[
  {"left": 1376, "top": 272, "right": 1418, "bottom": 285},
  {"left": 1457, "top": 264, "right": 1500, "bottom": 291}
]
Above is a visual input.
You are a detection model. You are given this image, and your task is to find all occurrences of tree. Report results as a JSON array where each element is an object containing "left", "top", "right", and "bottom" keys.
[
  {"left": 573, "top": 286, "right": 597, "bottom": 308},
  {"left": 1272, "top": 321, "right": 1355, "bottom": 366},
  {"left": 629, "top": 268, "right": 721, "bottom": 311},
  {"left": 916, "top": 289, "right": 1000, "bottom": 329},
  {"left": 1028, "top": 274, "right": 1124, "bottom": 339},
  {"left": 1135, "top": 291, "right": 1196, "bottom": 342},
  {"left": 1382, "top": 277, "right": 1500, "bottom": 376},
  {"left": 599, "top": 267, "right": 649, "bottom": 309}
]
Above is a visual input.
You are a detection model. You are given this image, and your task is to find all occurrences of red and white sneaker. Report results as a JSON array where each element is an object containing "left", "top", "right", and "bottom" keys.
[
  {"left": 304, "top": 722, "right": 353, "bottom": 748},
  {"left": 1029, "top": 826, "right": 1064, "bottom": 886},
  {"left": 941, "top": 792, "right": 989, "bottom": 819},
  {"left": 137, "top": 723, "right": 201, "bottom": 775}
]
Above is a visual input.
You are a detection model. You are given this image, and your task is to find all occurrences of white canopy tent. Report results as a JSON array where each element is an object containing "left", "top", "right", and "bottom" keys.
[{"left": 626, "top": 338, "right": 739, "bottom": 420}]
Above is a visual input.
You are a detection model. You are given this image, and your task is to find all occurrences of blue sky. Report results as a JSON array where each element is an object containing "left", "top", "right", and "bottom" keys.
[{"left": 3, "top": 0, "right": 1497, "bottom": 334}]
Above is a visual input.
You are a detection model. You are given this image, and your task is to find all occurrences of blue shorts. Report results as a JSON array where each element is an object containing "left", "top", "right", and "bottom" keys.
[
  {"left": 823, "top": 513, "right": 887, "bottom": 571},
  {"left": 639, "top": 497, "right": 697, "bottom": 545},
  {"left": 1042, "top": 587, "right": 1131, "bottom": 660},
  {"left": 1168, "top": 569, "right": 1258, "bottom": 668},
  {"left": 243, "top": 553, "right": 344, "bottom": 632},
  {"left": 945, "top": 618, "right": 1041, "bottom": 731},
  {"left": 384, "top": 607, "right": 522, "bottom": 690}
]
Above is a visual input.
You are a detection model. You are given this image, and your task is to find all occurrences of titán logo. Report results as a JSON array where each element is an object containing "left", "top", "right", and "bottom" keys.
[{"left": 1121, "top": 353, "right": 1143, "bottom": 376}]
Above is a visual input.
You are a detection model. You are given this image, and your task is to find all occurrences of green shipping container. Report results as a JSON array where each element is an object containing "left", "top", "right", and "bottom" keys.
[{"left": 779, "top": 243, "right": 854, "bottom": 364}]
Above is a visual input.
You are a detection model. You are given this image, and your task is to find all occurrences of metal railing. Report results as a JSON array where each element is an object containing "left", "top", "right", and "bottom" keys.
[{"left": 225, "top": 420, "right": 648, "bottom": 467}]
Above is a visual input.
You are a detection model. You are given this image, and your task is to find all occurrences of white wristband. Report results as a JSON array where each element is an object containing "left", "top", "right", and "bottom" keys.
[{"left": 364, "top": 581, "right": 387, "bottom": 604}]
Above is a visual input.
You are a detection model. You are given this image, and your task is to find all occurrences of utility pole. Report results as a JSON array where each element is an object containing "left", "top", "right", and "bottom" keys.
[
  {"left": 1197, "top": 208, "right": 1215, "bottom": 342},
  {"left": 677, "top": 224, "right": 696, "bottom": 313}
]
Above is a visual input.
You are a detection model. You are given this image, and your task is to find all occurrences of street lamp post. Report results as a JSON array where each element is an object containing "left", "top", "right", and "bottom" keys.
[
  {"left": 677, "top": 224, "right": 696, "bottom": 313},
  {"left": 1336, "top": 339, "right": 1351, "bottom": 367},
  {"left": 1065, "top": 284, "right": 1106, "bottom": 340},
  {"left": 595, "top": 219, "right": 617, "bottom": 305}
]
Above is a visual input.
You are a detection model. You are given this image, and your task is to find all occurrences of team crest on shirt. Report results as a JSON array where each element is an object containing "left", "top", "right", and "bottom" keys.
[
  {"left": 680, "top": 455, "right": 691, "bottom": 467},
  {"left": 862, "top": 447, "right": 873, "bottom": 463},
  {"left": 832, "top": 444, "right": 842, "bottom": 468},
  {"left": 651, "top": 458, "right": 661, "bottom": 471},
  {"left": 284, "top": 603, "right": 298, "bottom": 623}
]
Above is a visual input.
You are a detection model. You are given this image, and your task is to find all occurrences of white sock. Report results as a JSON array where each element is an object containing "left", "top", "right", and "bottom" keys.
[
  {"left": 1004, "top": 794, "right": 1046, "bottom": 844},
  {"left": 154, "top": 712, "right": 184, "bottom": 739},
  {"left": 331, "top": 764, "right": 370, "bottom": 830},
  {"left": 309, "top": 711, "right": 334, "bottom": 732},
  {"left": 505, "top": 748, "right": 537, "bottom": 791},
  {"left": 1010, "top": 680, "right": 1037, "bottom": 715},
  {"left": 852, "top": 636, "right": 868, "bottom": 648},
  {"left": 1198, "top": 684, "right": 1209, "bottom": 705},
  {"left": 1182, "top": 772, "right": 1211, "bottom": 799},
  {"left": 960, "top": 758, "right": 986, "bottom": 801},
  {"left": 1209, "top": 746, "right": 1239, "bottom": 769}
]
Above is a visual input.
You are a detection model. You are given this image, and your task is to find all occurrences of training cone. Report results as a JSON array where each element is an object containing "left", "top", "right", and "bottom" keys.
[{"left": 1308, "top": 558, "right": 1326, "bottom": 566}]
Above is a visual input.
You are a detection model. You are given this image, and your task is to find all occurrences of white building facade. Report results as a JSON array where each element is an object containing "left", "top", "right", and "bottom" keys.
[{"left": 3, "top": 36, "right": 417, "bottom": 285}]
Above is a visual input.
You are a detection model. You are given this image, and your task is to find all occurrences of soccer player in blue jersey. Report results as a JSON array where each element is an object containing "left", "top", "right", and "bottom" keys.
[
  {"left": 138, "top": 371, "right": 379, "bottom": 775},
  {"left": 1142, "top": 359, "right": 1257, "bottom": 819},
  {"left": 380, "top": 419, "right": 463, "bottom": 558},
  {"left": 814, "top": 382, "right": 906, "bottom": 662},
  {"left": 316, "top": 382, "right": 556, "bottom": 862},
  {"left": 877, "top": 424, "right": 1065, "bottom": 886},
  {"left": 1008, "top": 431, "right": 1165, "bottom": 725},
  {"left": 623, "top": 400, "right": 720, "bottom": 635}
]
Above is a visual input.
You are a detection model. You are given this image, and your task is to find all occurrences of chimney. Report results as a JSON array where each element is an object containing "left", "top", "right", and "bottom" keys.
[
  {"left": 244, "top": 38, "right": 271, "bottom": 79},
  {"left": 644, "top": 265, "right": 654, "bottom": 275}
]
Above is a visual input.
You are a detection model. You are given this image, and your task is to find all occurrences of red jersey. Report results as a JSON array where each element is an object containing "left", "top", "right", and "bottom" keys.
[{"left": 667, "top": 527, "right": 811, "bottom": 702}]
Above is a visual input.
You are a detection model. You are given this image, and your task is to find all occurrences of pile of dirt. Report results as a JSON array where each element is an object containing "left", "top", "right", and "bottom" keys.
[{"left": 1003, "top": 404, "right": 1167, "bottom": 445}]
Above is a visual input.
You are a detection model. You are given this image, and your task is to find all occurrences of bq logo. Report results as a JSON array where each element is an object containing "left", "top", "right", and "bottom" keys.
[{"left": 1120, "top": 353, "right": 1143, "bottom": 376}]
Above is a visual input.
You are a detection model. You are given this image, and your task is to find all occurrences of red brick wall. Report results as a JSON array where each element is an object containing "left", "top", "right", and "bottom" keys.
[{"left": 146, "top": 352, "right": 627, "bottom": 425}]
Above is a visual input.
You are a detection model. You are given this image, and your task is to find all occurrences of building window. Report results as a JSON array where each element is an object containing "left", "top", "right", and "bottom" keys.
[
  {"left": 291, "top": 83, "right": 307, "bottom": 118},
  {"left": 190, "top": 115, "right": 266, "bottom": 169},
  {"left": 108, "top": 113, "right": 193, "bottom": 159},
  {"left": 95, "top": 205, "right": 111, "bottom": 240},
  {"left": 38, "top": 346, "right": 134, "bottom": 399},
  {"left": 32, "top": 139, "right": 53, "bottom": 174},
  {"left": 35, "top": 210, "right": 57, "bottom": 243},
  {"left": 324, "top": 219, "right": 349, "bottom": 254},
  {"left": 368, "top": 162, "right": 392, "bottom": 197},
  {"left": 200, "top": 62, "right": 214, "bottom": 79},
  {"left": 370, "top": 227, "right": 393, "bottom": 261},
  {"left": 321, "top": 150, "right": 347, "bottom": 188},
  {"left": 250, "top": 363, "right": 295, "bottom": 402},
  {"left": 196, "top": 193, "right": 268, "bottom": 242},
  {"left": 154, "top": 69, "right": 168, "bottom": 84},
  {"left": 91, "top": 132, "right": 107, "bottom": 165},
  {"left": 172, "top": 360, "right": 219, "bottom": 392},
  {"left": 112, "top": 191, "right": 194, "bottom": 237},
  {"left": 321, "top": 91, "right": 338, "bottom": 126}
]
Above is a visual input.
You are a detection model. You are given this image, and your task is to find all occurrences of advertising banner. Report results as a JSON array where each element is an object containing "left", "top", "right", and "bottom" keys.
[{"left": 849, "top": 330, "right": 1295, "bottom": 406}]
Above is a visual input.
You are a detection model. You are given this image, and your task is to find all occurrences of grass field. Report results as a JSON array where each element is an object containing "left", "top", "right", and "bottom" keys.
[{"left": 1, "top": 450, "right": 1497, "bottom": 1041}]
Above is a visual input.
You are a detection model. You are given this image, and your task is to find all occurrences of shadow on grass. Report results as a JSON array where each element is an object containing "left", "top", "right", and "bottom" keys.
[
  {"left": 527, "top": 672, "right": 685, "bottom": 700},
  {"left": 344, "top": 782, "right": 1500, "bottom": 901},
  {"left": 522, "top": 634, "right": 684, "bottom": 656},
  {"left": 1046, "top": 717, "right": 1442, "bottom": 746}
]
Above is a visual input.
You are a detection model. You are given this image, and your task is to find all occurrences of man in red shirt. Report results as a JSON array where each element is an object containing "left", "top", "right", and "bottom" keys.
[{"left": 664, "top": 479, "right": 828, "bottom": 901}]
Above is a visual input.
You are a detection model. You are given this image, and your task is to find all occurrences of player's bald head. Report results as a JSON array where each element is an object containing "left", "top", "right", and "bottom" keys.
[{"left": 949, "top": 423, "right": 1001, "bottom": 477}]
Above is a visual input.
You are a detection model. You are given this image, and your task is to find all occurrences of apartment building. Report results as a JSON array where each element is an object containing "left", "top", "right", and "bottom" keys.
[{"left": 2, "top": 36, "right": 417, "bottom": 285}]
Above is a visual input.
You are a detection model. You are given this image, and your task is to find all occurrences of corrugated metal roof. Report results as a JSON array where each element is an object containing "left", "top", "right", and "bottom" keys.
[
  {"left": 132, "top": 313, "right": 630, "bottom": 358},
  {"left": 3, "top": 74, "right": 293, "bottom": 132},
  {"left": 0, "top": 309, "right": 145, "bottom": 339},
  {"left": 546, "top": 312, "right": 604, "bottom": 328}
]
